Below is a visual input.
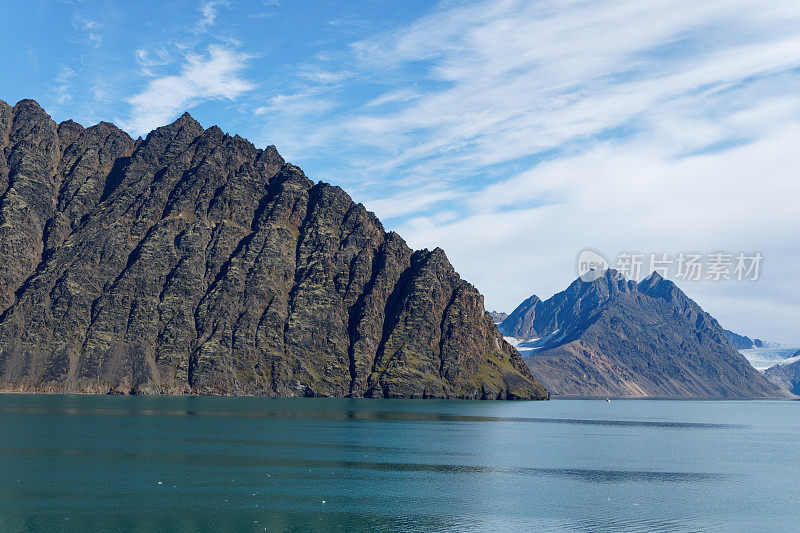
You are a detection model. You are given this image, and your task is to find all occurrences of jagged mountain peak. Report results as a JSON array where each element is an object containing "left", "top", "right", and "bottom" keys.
[
  {"left": 12, "top": 97, "right": 40, "bottom": 106},
  {"left": 501, "top": 269, "right": 638, "bottom": 342},
  {"left": 0, "top": 99, "right": 547, "bottom": 400},
  {"left": 641, "top": 270, "right": 664, "bottom": 283},
  {"left": 567, "top": 268, "right": 637, "bottom": 299},
  {"left": 507, "top": 270, "right": 785, "bottom": 399},
  {"left": 169, "top": 110, "right": 204, "bottom": 132},
  {"left": 638, "top": 270, "right": 676, "bottom": 296},
  {"left": 58, "top": 118, "right": 84, "bottom": 129},
  {"left": 12, "top": 98, "right": 47, "bottom": 113},
  {"left": 204, "top": 124, "right": 225, "bottom": 137},
  {"left": 499, "top": 293, "right": 542, "bottom": 339},
  {"left": 138, "top": 110, "right": 205, "bottom": 148}
]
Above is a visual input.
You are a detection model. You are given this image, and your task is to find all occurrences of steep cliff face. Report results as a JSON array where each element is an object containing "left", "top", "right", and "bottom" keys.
[
  {"left": 0, "top": 99, "right": 547, "bottom": 399},
  {"left": 501, "top": 270, "right": 785, "bottom": 399}
]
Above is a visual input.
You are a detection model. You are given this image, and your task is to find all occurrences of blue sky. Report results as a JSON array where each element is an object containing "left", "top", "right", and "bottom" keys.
[{"left": 3, "top": 0, "right": 800, "bottom": 340}]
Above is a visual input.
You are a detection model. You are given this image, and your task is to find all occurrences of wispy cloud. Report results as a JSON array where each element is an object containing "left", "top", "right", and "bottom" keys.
[
  {"left": 72, "top": 14, "right": 102, "bottom": 47},
  {"left": 135, "top": 48, "right": 172, "bottom": 77},
  {"left": 91, "top": 77, "right": 111, "bottom": 102},
  {"left": 35, "top": 0, "right": 800, "bottom": 338},
  {"left": 396, "top": 115, "right": 800, "bottom": 338},
  {"left": 119, "top": 45, "right": 254, "bottom": 136},
  {"left": 251, "top": 0, "right": 800, "bottom": 339},
  {"left": 53, "top": 67, "right": 75, "bottom": 104},
  {"left": 196, "top": 0, "right": 229, "bottom": 32},
  {"left": 365, "top": 186, "right": 464, "bottom": 220},
  {"left": 254, "top": 87, "right": 337, "bottom": 118},
  {"left": 256, "top": 0, "right": 800, "bottom": 183},
  {"left": 247, "top": 0, "right": 280, "bottom": 19},
  {"left": 364, "top": 89, "right": 420, "bottom": 108}
]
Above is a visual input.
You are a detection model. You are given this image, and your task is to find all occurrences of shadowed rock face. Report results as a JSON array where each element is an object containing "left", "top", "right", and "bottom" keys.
[
  {"left": 0, "top": 99, "right": 547, "bottom": 400},
  {"left": 500, "top": 270, "right": 786, "bottom": 399}
]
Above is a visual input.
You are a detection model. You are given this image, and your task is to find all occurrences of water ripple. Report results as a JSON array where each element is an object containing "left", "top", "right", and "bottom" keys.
[{"left": 0, "top": 402, "right": 747, "bottom": 429}]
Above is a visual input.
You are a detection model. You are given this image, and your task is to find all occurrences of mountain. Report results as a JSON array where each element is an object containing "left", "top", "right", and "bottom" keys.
[
  {"left": 499, "top": 273, "right": 636, "bottom": 342},
  {"left": 499, "top": 270, "right": 786, "bottom": 398},
  {"left": 488, "top": 311, "right": 508, "bottom": 324},
  {"left": 723, "top": 330, "right": 763, "bottom": 350},
  {"left": 764, "top": 351, "right": 800, "bottom": 395},
  {"left": 0, "top": 99, "right": 547, "bottom": 400},
  {"left": 498, "top": 295, "right": 542, "bottom": 339}
]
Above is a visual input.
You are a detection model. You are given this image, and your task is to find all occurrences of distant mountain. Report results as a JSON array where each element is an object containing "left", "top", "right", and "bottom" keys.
[
  {"left": 499, "top": 270, "right": 786, "bottom": 398},
  {"left": 500, "top": 273, "right": 636, "bottom": 341},
  {"left": 764, "top": 351, "right": 800, "bottom": 395},
  {"left": 723, "top": 330, "right": 764, "bottom": 350},
  {"left": 488, "top": 311, "right": 508, "bottom": 324},
  {"left": 0, "top": 99, "right": 547, "bottom": 400}
]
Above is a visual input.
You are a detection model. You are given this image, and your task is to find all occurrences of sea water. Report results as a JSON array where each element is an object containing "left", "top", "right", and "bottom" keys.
[{"left": 1, "top": 395, "right": 799, "bottom": 532}]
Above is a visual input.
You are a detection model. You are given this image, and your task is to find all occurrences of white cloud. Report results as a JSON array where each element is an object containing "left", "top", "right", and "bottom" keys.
[
  {"left": 247, "top": 0, "right": 280, "bottom": 19},
  {"left": 135, "top": 48, "right": 172, "bottom": 77},
  {"left": 254, "top": 88, "right": 336, "bottom": 118},
  {"left": 253, "top": 0, "right": 800, "bottom": 339},
  {"left": 336, "top": 1, "right": 800, "bottom": 180},
  {"left": 364, "top": 89, "right": 420, "bottom": 108},
  {"left": 365, "top": 187, "right": 464, "bottom": 220},
  {"left": 91, "top": 77, "right": 111, "bottom": 102},
  {"left": 53, "top": 67, "right": 75, "bottom": 104},
  {"left": 73, "top": 15, "right": 102, "bottom": 47},
  {"left": 396, "top": 118, "right": 800, "bottom": 340},
  {"left": 196, "top": 0, "right": 229, "bottom": 32},
  {"left": 119, "top": 45, "right": 254, "bottom": 136},
  {"left": 296, "top": 68, "right": 353, "bottom": 84},
  {"left": 262, "top": 0, "right": 800, "bottom": 176}
]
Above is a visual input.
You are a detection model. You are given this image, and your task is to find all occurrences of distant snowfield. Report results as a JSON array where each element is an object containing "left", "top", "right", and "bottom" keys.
[
  {"left": 504, "top": 336, "right": 535, "bottom": 355},
  {"left": 505, "top": 333, "right": 799, "bottom": 371},
  {"left": 504, "top": 335, "right": 549, "bottom": 355},
  {"left": 741, "top": 344, "right": 800, "bottom": 371},
  {"left": 773, "top": 354, "right": 800, "bottom": 367}
]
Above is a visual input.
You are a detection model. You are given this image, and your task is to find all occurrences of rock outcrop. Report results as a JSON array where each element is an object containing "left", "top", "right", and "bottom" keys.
[
  {"left": 500, "top": 270, "right": 786, "bottom": 399},
  {"left": 0, "top": 99, "right": 547, "bottom": 400},
  {"left": 723, "top": 329, "right": 763, "bottom": 350}
]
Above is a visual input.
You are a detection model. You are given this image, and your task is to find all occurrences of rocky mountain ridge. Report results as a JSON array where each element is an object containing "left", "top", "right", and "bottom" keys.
[
  {"left": 0, "top": 99, "right": 547, "bottom": 400},
  {"left": 499, "top": 270, "right": 786, "bottom": 398},
  {"left": 723, "top": 330, "right": 764, "bottom": 350}
]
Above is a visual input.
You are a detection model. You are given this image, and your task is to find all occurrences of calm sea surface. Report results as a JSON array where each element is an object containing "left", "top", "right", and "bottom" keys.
[{"left": 1, "top": 395, "right": 799, "bottom": 532}]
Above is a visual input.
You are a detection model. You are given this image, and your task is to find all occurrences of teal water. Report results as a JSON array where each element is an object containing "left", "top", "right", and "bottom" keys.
[{"left": 1, "top": 396, "right": 799, "bottom": 532}]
